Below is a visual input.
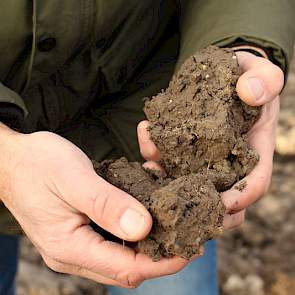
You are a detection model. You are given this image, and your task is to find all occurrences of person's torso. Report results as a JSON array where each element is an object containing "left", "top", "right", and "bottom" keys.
[
  {"left": 0, "top": 0, "right": 176, "bottom": 131},
  {"left": 0, "top": 0, "right": 136, "bottom": 92}
]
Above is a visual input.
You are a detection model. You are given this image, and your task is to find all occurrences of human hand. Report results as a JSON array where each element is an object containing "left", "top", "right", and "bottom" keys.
[
  {"left": 221, "top": 51, "right": 283, "bottom": 229},
  {"left": 0, "top": 126, "right": 192, "bottom": 288},
  {"left": 137, "top": 51, "right": 283, "bottom": 230}
]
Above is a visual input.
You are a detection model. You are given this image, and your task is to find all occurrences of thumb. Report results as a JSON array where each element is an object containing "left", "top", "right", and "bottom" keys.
[
  {"left": 236, "top": 51, "right": 284, "bottom": 106},
  {"left": 59, "top": 166, "right": 152, "bottom": 242}
]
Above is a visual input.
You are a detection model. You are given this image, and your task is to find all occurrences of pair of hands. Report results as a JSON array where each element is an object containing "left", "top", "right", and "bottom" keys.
[{"left": 0, "top": 52, "right": 283, "bottom": 288}]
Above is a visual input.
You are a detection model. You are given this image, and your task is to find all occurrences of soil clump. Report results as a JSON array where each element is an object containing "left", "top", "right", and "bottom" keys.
[{"left": 94, "top": 46, "right": 260, "bottom": 261}]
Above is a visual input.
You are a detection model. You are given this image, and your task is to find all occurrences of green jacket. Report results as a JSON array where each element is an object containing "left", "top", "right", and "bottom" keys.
[
  {"left": 0, "top": 0, "right": 294, "bottom": 234},
  {"left": 0, "top": 0, "right": 294, "bottom": 130}
]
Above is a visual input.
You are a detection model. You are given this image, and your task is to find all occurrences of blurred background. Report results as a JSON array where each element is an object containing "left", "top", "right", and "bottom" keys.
[{"left": 17, "top": 53, "right": 295, "bottom": 295}]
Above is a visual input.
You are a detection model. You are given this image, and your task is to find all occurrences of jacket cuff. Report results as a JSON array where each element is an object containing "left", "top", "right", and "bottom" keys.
[
  {"left": 0, "top": 83, "right": 27, "bottom": 131},
  {"left": 215, "top": 36, "right": 287, "bottom": 75},
  {"left": 227, "top": 43, "right": 269, "bottom": 59},
  {"left": 178, "top": 0, "right": 295, "bottom": 76}
]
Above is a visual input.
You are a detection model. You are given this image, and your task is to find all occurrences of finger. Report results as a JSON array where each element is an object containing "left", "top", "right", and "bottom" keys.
[
  {"left": 142, "top": 161, "right": 166, "bottom": 177},
  {"left": 137, "top": 121, "right": 160, "bottom": 161},
  {"left": 236, "top": 51, "right": 284, "bottom": 106},
  {"left": 42, "top": 254, "right": 133, "bottom": 288},
  {"left": 222, "top": 150, "right": 272, "bottom": 214},
  {"left": 221, "top": 97, "right": 279, "bottom": 213},
  {"left": 58, "top": 167, "right": 153, "bottom": 242},
  {"left": 223, "top": 210, "right": 246, "bottom": 230},
  {"left": 59, "top": 225, "right": 190, "bottom": 288}
]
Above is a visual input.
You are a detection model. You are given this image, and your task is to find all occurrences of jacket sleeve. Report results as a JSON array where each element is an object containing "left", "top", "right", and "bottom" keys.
[
  {"left": 0, "top": 83, "right": 27, "bottom": 130},
  {"left": 178, "top": 0, "right": 295, "bottom": 75}
]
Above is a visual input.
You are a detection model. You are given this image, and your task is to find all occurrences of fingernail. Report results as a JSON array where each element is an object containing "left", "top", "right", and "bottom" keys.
[
  {"left": 247, "top": 77, "right": 265, "bottom": 101},
  {"left": 120, "top": 208, "right": 145, "bottom": 238}
]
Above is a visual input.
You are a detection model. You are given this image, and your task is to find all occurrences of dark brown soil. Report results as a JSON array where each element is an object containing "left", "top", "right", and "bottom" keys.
[
  {"left": 95, "top": 158, "right": 224, "bottom": 260},
  {"left": 144, "top": 46, "right": 260, "bottom": 191},
  {"left": 94, "top": 46, "right": 260, "bottom": 261}
]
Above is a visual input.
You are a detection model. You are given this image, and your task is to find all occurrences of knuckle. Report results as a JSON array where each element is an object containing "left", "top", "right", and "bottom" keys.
[
  {"left": 92, "top": 187, "right": 111, "bottom": 224},
  {"left": 227, "top": 198, "right": 244, "bottom": 214}
]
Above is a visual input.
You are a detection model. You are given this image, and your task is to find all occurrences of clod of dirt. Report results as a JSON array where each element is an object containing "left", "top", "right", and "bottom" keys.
[
  {"left": 144, "top": 46, "right": 260, "bottom": 191},
  {"left": 93, "top": 46, "right": 260, "bottom": 261},
  {"left": 95, "top": 158, "right": 224, "bottom": 260}
]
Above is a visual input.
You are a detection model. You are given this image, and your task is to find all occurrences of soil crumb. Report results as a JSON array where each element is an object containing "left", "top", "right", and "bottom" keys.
[
  {"left": 234, "top": 180, "right": 247, "bottom": 192},
  {"left": 93, "top": 46, "right": 260, "bottom": 261}
]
